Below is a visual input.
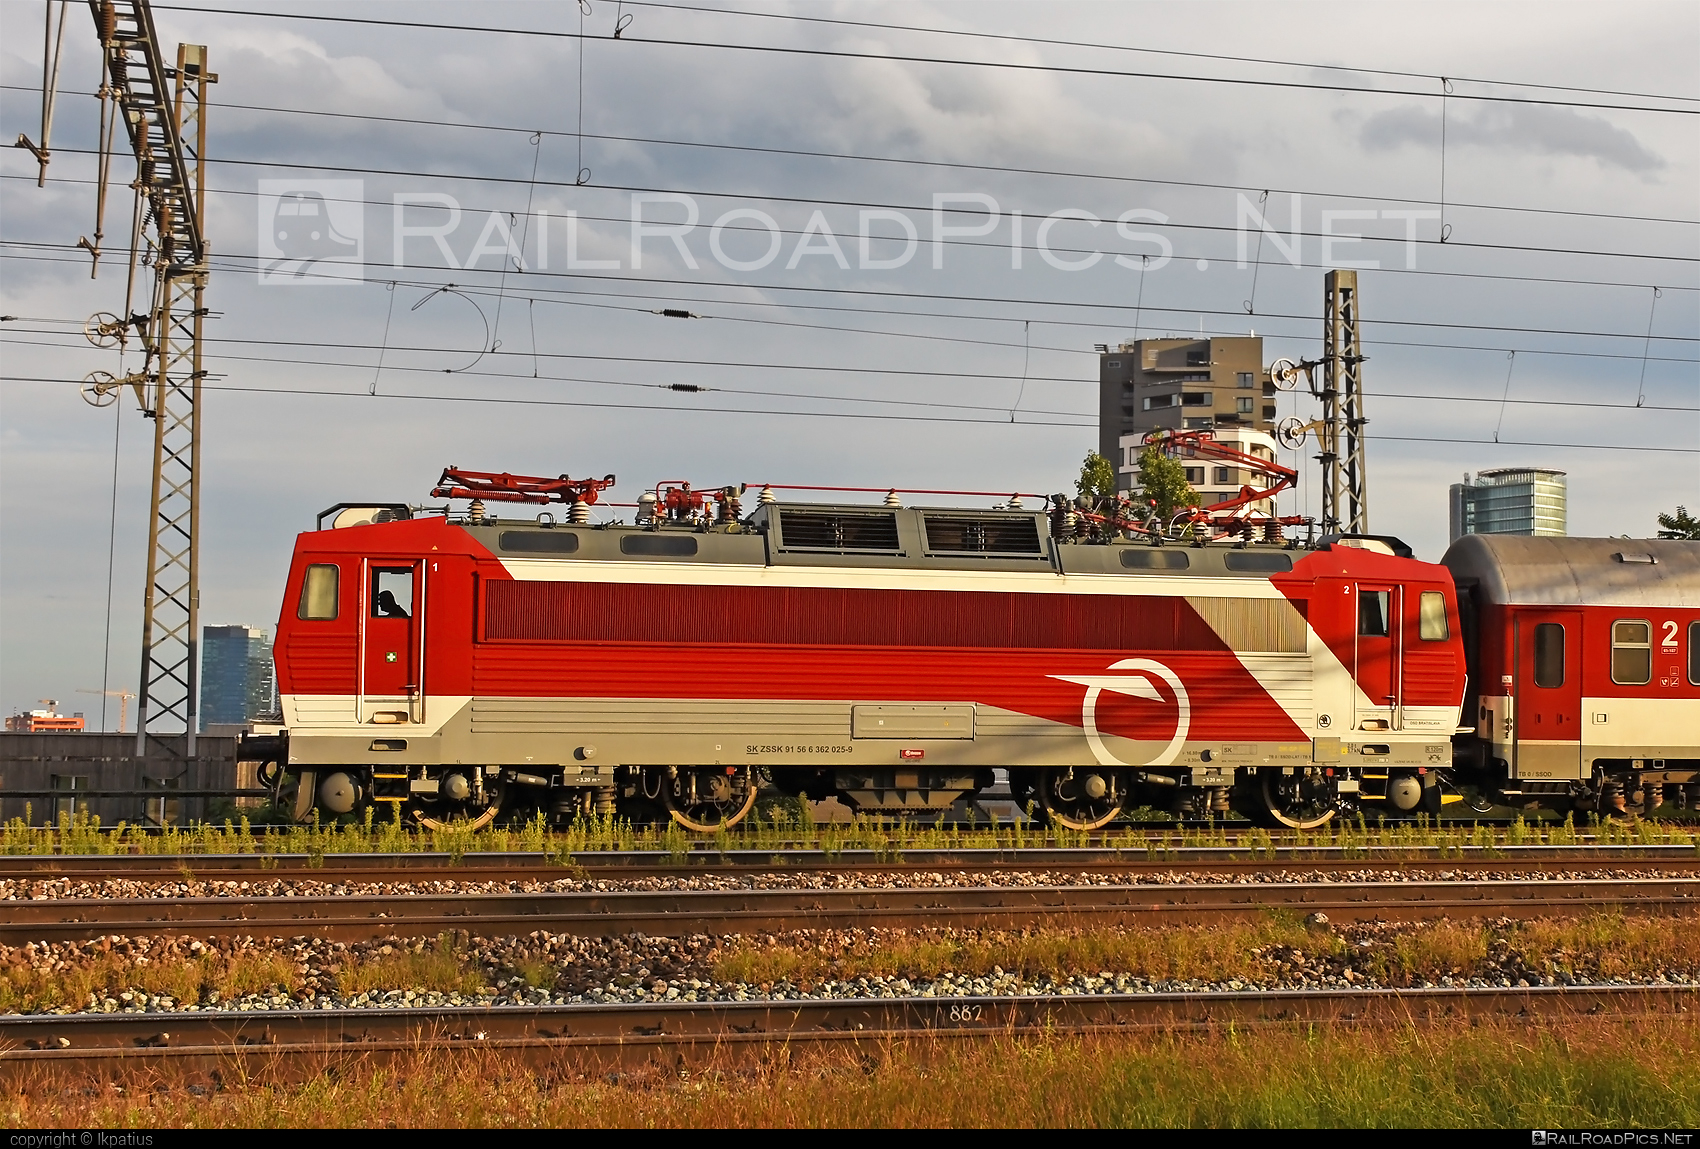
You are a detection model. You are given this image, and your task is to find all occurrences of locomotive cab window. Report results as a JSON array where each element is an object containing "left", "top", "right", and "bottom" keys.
[
  {"left": 1358, "top": 590, "right": 1390, "bottom": 637},
  {"left": 371, "top": 567, "right": 413, "bottom": 619},
  {"left": 1612, "top": 620, "right": 1652, "bottom": 684},
  {"left": 297, "top": 564, "right": 339, "bottom": 620},
  {"left": 1418, "top": 591, "right": 1449, "bottom": 640},
  {"left": 1689, "top": 621, "right": 1699, "bottom": 685},
  {"left": 1533, "top": 623, "right": 1564, "bottom": 688}
]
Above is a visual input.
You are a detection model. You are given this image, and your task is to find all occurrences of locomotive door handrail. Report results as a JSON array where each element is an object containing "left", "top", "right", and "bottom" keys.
[
  {"left": 412, "top": 562, "right": 427, "bottom": 725},
  {"left": 356, "top": 557, "right": 369, "bottom": 724}
]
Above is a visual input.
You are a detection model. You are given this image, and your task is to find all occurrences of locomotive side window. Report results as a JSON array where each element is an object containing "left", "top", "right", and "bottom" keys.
[
  {"left": 1121, "top": 549, "right": 1190, "bottom": 570},
  {"left": 1358, "top": 590, "right": 1390, "bottom": 637},
  {"left": 297, "top": 564, "right": 339, "bottom": 620},
  {"left": 1222, "top": 551, "right": 1292, "bottom": 573},
  {"left": 1690, "top": 622, "right": 1699, "bottom": 685},
  {"left": 1611, "top": 620, "right": 1652, "bottom": 685},
  {"left": 499, "top": 530, "right": 580, "bottom": 554},
  {"left": 621, "top": 534, "right": 698, "bottom": 557},
  {"left": 371, "top": 568, "right": 413, "bottom": 618},
  {"left": 1418, "top": 591, "right": 1449, "bottom": 640},
  {"left": 1533, "top": 623, "right": 1564, "bottom": 688}
]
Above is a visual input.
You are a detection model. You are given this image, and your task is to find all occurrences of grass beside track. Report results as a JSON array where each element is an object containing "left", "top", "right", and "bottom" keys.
[
  {"left": 6, "top": 913, "right": 1696, "bottom": 1014},
  {"left": 711, "top": 914, "right": 1700, "bottom": 990},
  {"left": 9, "top": 1017, "right": 1699, "bottom": 1128},
  {"left": 5, "top": 808, "right": 1695, "bottom": 859}
]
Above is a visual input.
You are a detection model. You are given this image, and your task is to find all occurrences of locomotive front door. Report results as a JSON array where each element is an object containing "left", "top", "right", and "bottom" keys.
[
  {"left": 1354, "top": 583, "right": 1401, "bottom": 730},
  {"left": 359, "top": 560, "right": 425, "bottom": 723},
  {"left": 1513, "top": 609, "right": 1582, "bottom": 779}
]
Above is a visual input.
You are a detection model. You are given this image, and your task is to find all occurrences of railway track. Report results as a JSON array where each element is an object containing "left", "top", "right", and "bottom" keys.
[
  {"left": 3, "top": 842, "right": 1695, "bottom": 884},
  {"left": 8, "top": 878, "right": 1697, "bottom": 944},
  {"left": 6, "top": 985, "right": 1691, "bottom": 1077}
]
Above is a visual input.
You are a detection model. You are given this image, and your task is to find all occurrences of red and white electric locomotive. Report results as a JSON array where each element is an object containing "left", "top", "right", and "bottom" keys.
[{"left": 254, "top": 464, "right": 1699, "bottom": 830}]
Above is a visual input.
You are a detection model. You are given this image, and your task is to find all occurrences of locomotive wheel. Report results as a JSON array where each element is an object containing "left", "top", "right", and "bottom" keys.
[
  {"left": 662, "top": 766, "right": 758, "bottom": 832},
  {"left": 1038, "top": 769, "right": 1126, "bottom": 831},
  {"left": 1258, "top": 770, "right": 1337, "bottom": 830}
]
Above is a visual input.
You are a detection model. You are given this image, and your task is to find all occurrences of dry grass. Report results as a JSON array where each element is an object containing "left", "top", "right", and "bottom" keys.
[
  {"left": 6, "top": 808, "right": 1694, "bottom": 859},
  {"left": 0, "top": 948, "right": 300, "bottom": 1014},
  {"left": 8, "top": 1016, "right": 1699, "bottom": 1128},
  {"left": 333, "top": 936, "right": 485, "bottom": 998},
  {"left": 713, "top": 913, "right": 1700, "bottom": 989}
]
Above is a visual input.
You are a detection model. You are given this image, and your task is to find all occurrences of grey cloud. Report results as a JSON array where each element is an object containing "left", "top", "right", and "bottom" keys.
[{"left": 1357, "top": 102, "right": 1666, "bottom": 173}]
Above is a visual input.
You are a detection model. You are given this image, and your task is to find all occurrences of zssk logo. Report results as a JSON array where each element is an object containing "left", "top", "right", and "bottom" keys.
[{"left": 1050, "top": 658, "right": 1191, "bottom": 768}]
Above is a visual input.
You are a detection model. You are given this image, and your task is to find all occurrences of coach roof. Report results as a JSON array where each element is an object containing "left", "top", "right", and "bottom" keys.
[{"left": 1442, "top": 534, "right": 1700, "bottom": 609}]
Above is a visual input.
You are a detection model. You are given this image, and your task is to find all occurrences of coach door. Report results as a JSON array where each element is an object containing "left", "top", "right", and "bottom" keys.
[
  {"left": 359, "top": 559, "right": 426, "bottom": 723},
  {"left": 1354, "top": 584, "right": 1401, "bottom": 730},
  {"left": 1512, "top": 610, "right": 1583, "bottom": 779}
]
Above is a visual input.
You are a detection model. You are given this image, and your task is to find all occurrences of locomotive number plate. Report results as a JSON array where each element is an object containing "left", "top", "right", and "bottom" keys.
[{"left": 745, "top": 744, "right": 854, "bottom": 756}]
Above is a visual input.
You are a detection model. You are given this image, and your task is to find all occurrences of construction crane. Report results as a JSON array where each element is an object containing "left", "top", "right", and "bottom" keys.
[
  {"left": 76, "top": 687, "right": 136, "bottom": 733},
  {"left": 40, "top": 0, "right": 215, "bottom": 763}
]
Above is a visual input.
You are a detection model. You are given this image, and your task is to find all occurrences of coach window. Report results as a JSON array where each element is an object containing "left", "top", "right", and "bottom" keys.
[
  {"left": 1358, "top": 590, "right": 1390, "bottom": 637},
  {"left": 1533, "top": 623, "right": 1564, "bottom": 688},
  {"left": 1611, "top": 620, "right": 1652, "bottom": 685},
  {"left": 297, "top": 564, "right": 339, "bottom": 620},
  {"left": 1418, "top": 592, "right": 1449, "bottom": 640}
]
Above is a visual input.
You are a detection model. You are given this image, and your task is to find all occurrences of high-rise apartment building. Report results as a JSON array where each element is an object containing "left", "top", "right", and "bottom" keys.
[
  {"left": 200, "top": 625, "right": 276, "bottom": 729},
  {"left": 1448, "top": 468, "right": 1567, "bottom": 541},
  {"left": 1098, "top": 337, "right": 1275, "bottom": 488}
]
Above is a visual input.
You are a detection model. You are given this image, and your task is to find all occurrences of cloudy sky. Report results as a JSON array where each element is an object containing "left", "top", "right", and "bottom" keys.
[{"left": 2, "top": 0, "right": 1695, "bottom": 727}]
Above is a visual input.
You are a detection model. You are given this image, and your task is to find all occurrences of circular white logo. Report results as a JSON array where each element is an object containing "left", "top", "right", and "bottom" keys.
[{"left": 1050, "top": 658, "right": 1191, "bottom": 768}]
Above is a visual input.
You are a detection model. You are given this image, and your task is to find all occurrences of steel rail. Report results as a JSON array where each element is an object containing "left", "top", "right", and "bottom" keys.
[
  {"left": 7, "top": 879, "right": 1696, "bottom": 944},
  {"left": 2, "top": 843, "right": 1694, "bottom": 881},
  {"left": 4, "top": 985, "right": 1692, "bottom": 1076}
]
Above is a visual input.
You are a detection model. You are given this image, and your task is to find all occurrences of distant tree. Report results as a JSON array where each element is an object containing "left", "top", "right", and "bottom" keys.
[
  {"left": 1657, "top": 505, "right": 1700, "bottom": 540},
  {"left": 1136, "top": 445, "right": 1202, "bottom": 521},
  {"left": 1075, "top": 452, "right": 1117, "bottom": 502}
]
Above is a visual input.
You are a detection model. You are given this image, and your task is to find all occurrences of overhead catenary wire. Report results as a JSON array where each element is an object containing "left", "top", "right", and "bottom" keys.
[
  {"left": 6, "top": 331, "right": 1696, "bottom": 417},
  {"left": 1637, "top": 287, "right": 1665, "bottom": 408},
  {"left": 619, "top": 0, "right": 1700, "bottom": 107},
  {"left": 4, "top": 370, "right": 1695, "bottom": 454},
  {"left": 9, "top": 84, "right": 1690, "bottom": 230},
  {"left": 3, "top": 252, "right": 1696, "bottom": 366},
  {"left": 4, "top": 232, "right": 1691, "bottom": 345},
  {"left": 8, "top": 173, "right": 1697, "bottom": 302},
  {"left": 21, "top": 142, "right": 1689, "bottom": 268},
  {"left": 149, "top": 5, "right": 1700, "bottom": 116}
]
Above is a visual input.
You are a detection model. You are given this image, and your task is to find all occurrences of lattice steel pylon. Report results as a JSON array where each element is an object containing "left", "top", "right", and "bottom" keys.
[
  {"left": 1319, "top": 269, "right": 1368, "bottom": 534},
  {"left": 82, "top": 1, "right": 215, "bottom": 759}
]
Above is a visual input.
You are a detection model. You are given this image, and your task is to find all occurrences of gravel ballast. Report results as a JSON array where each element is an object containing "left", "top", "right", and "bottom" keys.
[{"left": 6, "top": 917, "right": 1697, "bottom": 1018}]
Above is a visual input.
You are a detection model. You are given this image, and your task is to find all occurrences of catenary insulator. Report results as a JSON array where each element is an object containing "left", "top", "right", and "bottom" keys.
[
  {"left": 884, "top": 489, "right": 902, "bottom": 507},
  {"left": 758, "top": 485, "right": 776, "bottom": 505},
  {"left": 1007, "top": 494, "right": 1023, "bottom": 510},
  {"left": 569, "top": 496, "right": 590, "bottom": 524},
  {"left": 468, "top": 499, "right": 486, "bottom": 524},
  {"left": 636, "top": 492, "right": 658, "bottom": 524}
]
